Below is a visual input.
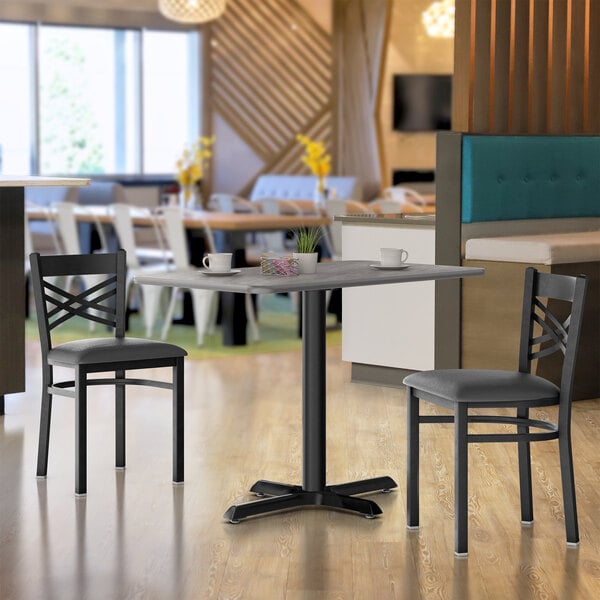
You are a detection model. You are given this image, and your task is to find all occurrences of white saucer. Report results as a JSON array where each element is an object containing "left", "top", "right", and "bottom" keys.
[
  {"left": 199, "top": 269, "right": 241, "bottom": 276},
  {"left": 369, "top": 263, "right": 409, "bottom": 270}
]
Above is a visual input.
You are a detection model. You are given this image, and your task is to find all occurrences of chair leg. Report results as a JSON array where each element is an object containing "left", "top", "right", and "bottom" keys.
[
  {"left": 172, "top": 358, "right": 184, "bottom": 484},
  {"left": 245, "top": 294, "right": 260, "bottom": 342},
  {"left": 558, "top": 430, "right": 579, "bottom": 545},
  {"left": 160, "top": 287, "right": 179, "bottom": 342},
  {"left": 517, "top": 406, "right": 533, "bottom": 523},
  {"left": 36, "top": 365, "right": 54, "bottom": 478},
  {"left": 191, "top": 289, "right": 214, "bottom": 346},
  {"left": 406, "top": 386, "right": 420, "bottom": 529},
  {"left": 115, "top": 369, "right": 126, "bottom": 469},
  {"left": 206, "top": 293, "right": 218, "bottom": 336},
  {"left": 141, "top": 284, "right": 163, "bottom": 338},
  {"left": 455, "top": 404, "right": 469, "bottom": 556},
  {"left": 75, "top": 367, "right": 87, "bottom": 495}
]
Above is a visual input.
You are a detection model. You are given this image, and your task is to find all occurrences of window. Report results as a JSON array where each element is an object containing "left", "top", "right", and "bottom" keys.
[
  {"left": 0, "top": 22, "right": 200, "bottom": 176},
  {"left": 0, "top": 23, "right": 33, "bottom": 174},
  {"left": 142, "top": 31, "right": 200, "bottom": 173}
]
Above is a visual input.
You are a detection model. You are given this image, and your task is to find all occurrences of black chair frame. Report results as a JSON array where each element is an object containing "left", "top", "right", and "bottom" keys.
[
  {"left": 30, "top": 250, "right": 185, "bottom": 495},
  {"left": 405, "top": 267, "right": 588, "bottom": 556}
]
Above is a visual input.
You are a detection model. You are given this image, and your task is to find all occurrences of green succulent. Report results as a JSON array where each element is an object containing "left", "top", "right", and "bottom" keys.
[{"left": 294, "top": 226, "right": 322, "bottom": 254}]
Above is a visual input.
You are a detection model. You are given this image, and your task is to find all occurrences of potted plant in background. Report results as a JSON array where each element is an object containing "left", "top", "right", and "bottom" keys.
[{"left": 292, "top": 226, "right": 322, "bottom": 274}]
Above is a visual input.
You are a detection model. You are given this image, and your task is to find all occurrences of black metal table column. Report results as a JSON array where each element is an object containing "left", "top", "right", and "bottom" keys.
[{"left": 223, "top": 289, "right": 397, "bottom": 523}]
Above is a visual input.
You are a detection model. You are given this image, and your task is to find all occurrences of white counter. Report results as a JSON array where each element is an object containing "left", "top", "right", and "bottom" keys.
[{"left": 338, "top": 214, "right": 458, "bottom": 387}]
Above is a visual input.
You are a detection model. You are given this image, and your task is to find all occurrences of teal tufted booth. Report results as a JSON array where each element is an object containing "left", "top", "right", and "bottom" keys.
[{"left": 461, "top": 135, "right": 600, "bottom": 223}]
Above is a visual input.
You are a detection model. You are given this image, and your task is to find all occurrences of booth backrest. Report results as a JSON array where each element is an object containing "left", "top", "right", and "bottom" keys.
[
  {"left": 249, "top": 174, "right": 362, "bottom": 202},
  {"left": 461, "top": 135, "right": 600, "bottom": 224}
]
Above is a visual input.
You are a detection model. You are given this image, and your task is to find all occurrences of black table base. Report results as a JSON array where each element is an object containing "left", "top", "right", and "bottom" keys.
[
  {"left": 223, "top": 289, "right": 397, "bottom": 522},
  {"left": 223, "top": 476, "right": 397, "bottom": 522}
]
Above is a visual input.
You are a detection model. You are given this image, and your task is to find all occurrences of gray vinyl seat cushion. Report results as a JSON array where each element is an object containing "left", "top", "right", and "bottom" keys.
[
  {"left": 403, "top": 369, "right": 560, "bottom": 404},
  {"left": 48, "top": 337, "right": 188, "bottom": 366}
]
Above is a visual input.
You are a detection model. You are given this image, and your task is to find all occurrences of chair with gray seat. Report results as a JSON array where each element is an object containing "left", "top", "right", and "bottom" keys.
[
  {"left": 30, "top": 249, "right": 187, "bottom": 496},
  {"left": 403, "top": 267, "right": 587, "bottom": 556}
]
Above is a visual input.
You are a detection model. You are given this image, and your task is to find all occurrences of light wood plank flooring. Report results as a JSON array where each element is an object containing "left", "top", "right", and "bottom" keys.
[{"left": 1, "top": 340, "right": 600, "bottom": 599}]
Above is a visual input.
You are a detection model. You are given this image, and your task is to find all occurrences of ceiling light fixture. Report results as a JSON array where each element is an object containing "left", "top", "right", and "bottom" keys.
[
  {"left": 158, "top": 0, "right": 226, "bottom": 25},
  {"left": 422, "top": 0, "right": 455, "bottom": 39}
]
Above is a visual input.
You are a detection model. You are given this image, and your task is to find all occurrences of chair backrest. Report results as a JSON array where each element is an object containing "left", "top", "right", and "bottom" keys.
[
  {"left": 26, "top": 201, "right": 63, "bottom": 255},
  {"left": 368, "top": 198, "right": 403, "bottom": 214},
  {"left": 160, "top": 207, "right": 190, "bottom": 270},
  {"left": 322, "top": 199, "right": 350, "bottom": 258},
  {"left": 54, "top": 202, "right": 110, "bottom": 255},
  {"left": 383, "top": 187, "right": 428, "bottom": 213},
  {"left": 254, "top": 197, "right": 295, "bottom": 254},
  {"left": 110, "top": 204, "right": 142, "bottom": 268},
  {"left": 519, "top": 267, "right": 588, "bottom": 404},
  {"left": 54, "top": 202, "right": 81, "bottom": 254},
  {"left": 30, "top": 250, "right": 127, "bottom": 356},
  {"left": 210, "top": 193, "right": 257, "bottom": 213},
  {"left": 259, "top": 197, "right": 283, "bottom": 215},
  {"left": 345, "top": 200, "right": 370, "bottom": 214}
]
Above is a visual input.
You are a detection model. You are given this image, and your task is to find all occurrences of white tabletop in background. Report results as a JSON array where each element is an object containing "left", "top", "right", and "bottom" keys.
[
  {"left": 0, "top": 176, "right": 89, "bottom": 187},
  {"left": 134, "top": 260, "right": 485, "bottom": 295}
]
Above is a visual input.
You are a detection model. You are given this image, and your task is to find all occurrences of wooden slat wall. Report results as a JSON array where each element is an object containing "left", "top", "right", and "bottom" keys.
[
  {"left": 209, "top": 0, "right": 332, "bottom": 197},
  {"left": 332, "top": 0, "right": 390, "bottom": 200},
  {"left": 453, "top": 0, "right": 600, "bottom": 134}
]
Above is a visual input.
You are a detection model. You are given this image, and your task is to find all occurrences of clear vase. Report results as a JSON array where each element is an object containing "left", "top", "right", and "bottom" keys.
[
  {"left": 179, "top": 186, "right": 197, "bottom": 212},
  {"left": 314, "top": 177, "right": 327, "bottom": 208}
]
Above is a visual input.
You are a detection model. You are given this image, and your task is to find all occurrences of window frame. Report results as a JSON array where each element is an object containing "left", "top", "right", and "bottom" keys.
[{"left": 0, "top": 19, "right": 201, "bottom": 178}]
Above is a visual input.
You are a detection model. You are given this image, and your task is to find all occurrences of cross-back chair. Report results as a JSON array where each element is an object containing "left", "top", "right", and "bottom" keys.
[
  {"left": 30, "top": 250, "right": 187, "bottom": 496},
  {"left": 403, "top": 267, "right": 588, "bottom": 556}
]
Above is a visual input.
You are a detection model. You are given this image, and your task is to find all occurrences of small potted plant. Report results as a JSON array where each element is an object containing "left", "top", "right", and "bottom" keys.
[{"left": 292, "top": 226, "right": 322, "bottom": 274}]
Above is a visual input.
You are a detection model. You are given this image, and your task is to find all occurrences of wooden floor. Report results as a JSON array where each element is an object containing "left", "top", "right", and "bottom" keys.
[{"left": 2, "top": 341, "right": 600, "bottom": 599}]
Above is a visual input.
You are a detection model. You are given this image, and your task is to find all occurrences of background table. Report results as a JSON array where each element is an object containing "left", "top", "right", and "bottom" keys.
[{"left": 135, "top": 260, "right": 484, "bottom": 521}]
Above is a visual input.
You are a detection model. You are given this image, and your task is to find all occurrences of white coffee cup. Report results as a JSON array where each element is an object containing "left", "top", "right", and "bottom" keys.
[
  {"left": 380, "top": 247, "right": 409, "bottom": 267},
  {"left": 202, "top": 252, "right": 232, "bottom": 272}
]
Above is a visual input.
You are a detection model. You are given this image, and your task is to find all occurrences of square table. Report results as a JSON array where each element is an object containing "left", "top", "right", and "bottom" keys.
[{"left": 134, "top": 260, "right": 484, "bottom": 521}]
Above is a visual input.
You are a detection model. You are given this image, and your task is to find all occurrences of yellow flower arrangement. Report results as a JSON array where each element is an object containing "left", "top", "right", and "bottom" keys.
[
  {"left": 176, "top": 135, "right": 215, "bottom": 201},
  {"left": 296, "top": 133, "right": 331, "bottom": 194}
]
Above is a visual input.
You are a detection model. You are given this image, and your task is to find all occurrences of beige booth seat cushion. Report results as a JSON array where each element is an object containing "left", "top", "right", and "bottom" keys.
[{"left": 465, "top": 231, "right": 600, "bottom": 265}]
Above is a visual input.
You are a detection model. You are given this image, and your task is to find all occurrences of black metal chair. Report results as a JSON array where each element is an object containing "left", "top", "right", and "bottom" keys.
[
  {"left": 30, "top": 250, "right": 187, "bottom": 495},
  {"left": 403, "top": 267, "right": 588, "bottom": 556}
]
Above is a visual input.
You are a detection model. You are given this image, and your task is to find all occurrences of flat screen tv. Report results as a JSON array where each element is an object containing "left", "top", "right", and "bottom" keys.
[{"left": 393, "top": 74, "right": 452, "bottom": 132}]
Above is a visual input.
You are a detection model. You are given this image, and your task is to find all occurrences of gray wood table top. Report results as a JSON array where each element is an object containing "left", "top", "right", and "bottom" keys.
[{"left": 134, "top": 260, "right": 485, "bottom": 294}]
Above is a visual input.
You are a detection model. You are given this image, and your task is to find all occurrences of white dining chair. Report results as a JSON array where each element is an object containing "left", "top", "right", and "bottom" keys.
[
  {"left": 159, "top": 207, "right": 259, "bottom": 345},
  {"left": 256, "top": 196, "right": 302, "bottom": 254},
  {"left": 382, "top": 186, "right": 428, "bottom": 213},
  {"left": 109, "top": 203, "right": 172, "bottom": 338},
  {"left": 367, "top": 198, "right": 404, "bottom": 214},
  {"left": 209, "top": 193, "right": 258, "bottom": 214}
]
